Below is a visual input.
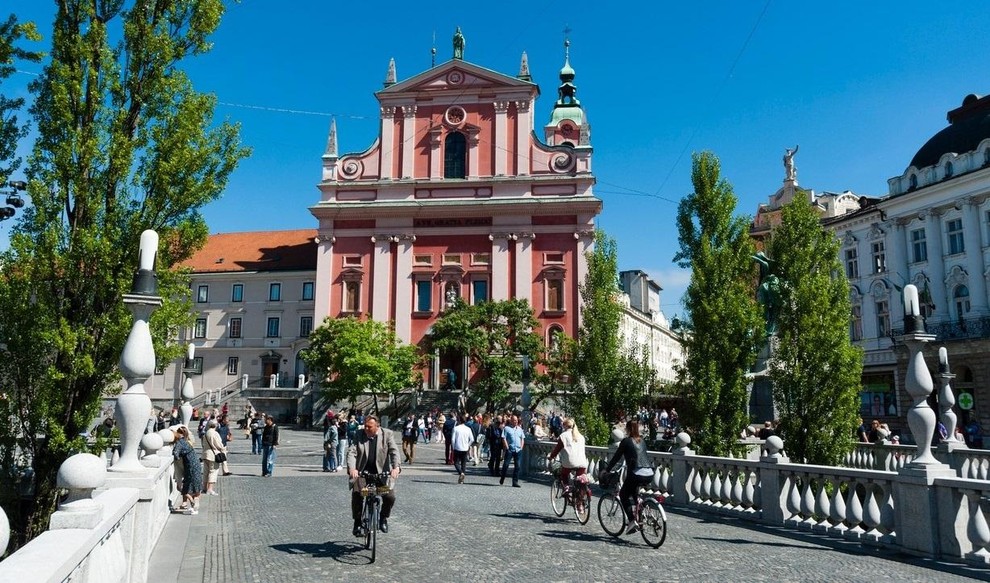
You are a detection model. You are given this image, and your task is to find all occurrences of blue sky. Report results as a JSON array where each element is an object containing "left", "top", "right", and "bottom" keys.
[{"left": 8, "top": 1, "right": 990, "bottom": 317}]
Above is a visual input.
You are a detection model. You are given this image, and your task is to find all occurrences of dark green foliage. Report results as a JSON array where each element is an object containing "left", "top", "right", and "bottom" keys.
[
  {"left": 765, "top": 199, "right": 863, "bottom": 465},
  {"left": 673, "top": 152, "right": 762, "bottom": 457}
]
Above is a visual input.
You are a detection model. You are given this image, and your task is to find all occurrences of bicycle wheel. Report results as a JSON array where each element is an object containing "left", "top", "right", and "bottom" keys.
[
  {"left": 639, "top": 501, "right": 668, "bottom": 548},
  {"left": 368, "top": 501, "right": 378, "bottom": 563},
  {"left": 550, "top": 479, "right": 567, "bottom": 517},
  {"left": 572, "top": 486, "right": 591, "bottom": 524},
  {"left": 597, "top": 494, "right": 625, "bottom": 537}
]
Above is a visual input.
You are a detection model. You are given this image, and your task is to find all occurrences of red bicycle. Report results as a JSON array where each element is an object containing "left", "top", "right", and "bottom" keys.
[{"left": 549, "top": 460, "right": 592, "bottom": 524}]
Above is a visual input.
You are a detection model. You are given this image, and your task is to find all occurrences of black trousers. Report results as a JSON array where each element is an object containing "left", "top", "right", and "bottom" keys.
[
  {"left": 351, "top": 491, "right": 395, "bottom": 522},
  {"left": 453, "top": 450, "right": 468, "bottom": 475},
  {"left": 620, "top": 474, "right": 653, "bottom": 521},
  {"left": 488, "top": 447, "right": 504, "bottom": 475}
]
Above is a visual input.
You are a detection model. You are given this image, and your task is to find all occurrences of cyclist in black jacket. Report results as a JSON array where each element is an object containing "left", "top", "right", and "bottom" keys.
[{"left": 605, "top": 419, "right": 655, "bottom": 534}]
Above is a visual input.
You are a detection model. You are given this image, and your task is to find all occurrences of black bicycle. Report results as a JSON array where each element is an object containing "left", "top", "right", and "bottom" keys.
[{"left": 357, "top": 471, "right": 391, "bottom": 563}]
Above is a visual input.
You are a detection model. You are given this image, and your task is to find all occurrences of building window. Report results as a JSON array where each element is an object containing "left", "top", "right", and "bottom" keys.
[
  {"left": 344, "top": 281, "right": 360, "bottom": 312},
  {"left": 850, "top": 305, "right": 863, "bottom": 341},
  {"left": 546, "top": 279, "right": 564, "bottom": 311},
  {"left": 188, "top": 356, "right": 203, "bottom": 375},
  {"left": 302, "top": 281, "right": 314, "bottom": 301},
  {"left": 227, "top": 357, "right": 239, "bottom": 376},
  {"left": 266, "top": 317, "right": 280, "bottom": 338},
  {"left": 985, "top": 149, "right": 990, "bottom": 167},
  {"left": 414, "top": 254, "right": 433, "bottom": 267},
  {"left": 444, "top": 132, "right": 467, "bottom": 179},
  {"left": 300, "top": 316, "right": 313, "bottom": 337},
  {"left": 471, "top": 253, "right": 490, "bottom": 266},
  {"left": 229, "top": 317, "right": 242, "bottom": 338},
  {"left": 416, "top": 280, "right": 432, "bottom": 312},
  {"left": 442, "top": 253, "right": 461, "bottom": 265},
  {"left": 269, "top": 282, "right": 282, "bottom": 301},
  {"left": 947, "top": 218, "right": 965, "bottom": 254},
  {"left": 909, "top": 174, "right": 918, "bottom": 190},
  {"left": 955, "top": 285, "right": 971, "bottom": 321},
  {"left": 197, "top": 285, "right": 209, "bottom": 303},
  {"left": 944, "top": 161, "right": 954, "bottom": 179},
  {"left": 845, "top": 249, "right": 859, "bottom": 278},
  {"left": 911, "top": 229, "right": 927, "bottom": 263},
  {"left": 871, "top": 241, "right": 886, "bottom": 274},
  {"left": 231, "top": 283, "right": 243, "bottom": 302},
  {"left": 193, "top": 318, "right": 207, "bottom": 339},
  {"left": 472, "top": 279, "right": 488, "bottom": 304},
  {"left": 875, "top": 300, "right": 890, "bottom": 337}
]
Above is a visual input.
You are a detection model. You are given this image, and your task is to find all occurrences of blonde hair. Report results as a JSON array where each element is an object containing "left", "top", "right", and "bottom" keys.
[{"left": 564, "top": 417, "right": 582, "bottom": 442}]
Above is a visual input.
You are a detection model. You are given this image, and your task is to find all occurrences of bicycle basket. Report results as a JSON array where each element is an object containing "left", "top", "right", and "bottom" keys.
[
  {"left": 598, "top": 469, "right": 620, "bottom": 490},
  {"left": 548, "top": 459, "right": 562, "bottom": 473}
]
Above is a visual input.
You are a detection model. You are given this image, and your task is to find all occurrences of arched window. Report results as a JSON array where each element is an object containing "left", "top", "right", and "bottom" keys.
[
  {"left": 944, "top": 161, "right": 954, "bottom": 179},
  {"left": 444, "top": 132, "right": 466, "bottom": 179},
  {"left": 908, "top": 174, "right": 918, "bottom": 190},
  {"left": 954, "top": 285, "right": 971, "bottom": 321},
  {"left": 984, "top": 149, "right": 990, "bottom": 167}
]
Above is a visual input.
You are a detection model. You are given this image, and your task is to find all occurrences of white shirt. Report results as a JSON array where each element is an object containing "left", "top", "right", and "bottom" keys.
[
  {"left": 451, "top": 424, "right": 474, "bottom": 452},
  {"left": 559, "top": 430, "right": 588, "bottom": 469}
]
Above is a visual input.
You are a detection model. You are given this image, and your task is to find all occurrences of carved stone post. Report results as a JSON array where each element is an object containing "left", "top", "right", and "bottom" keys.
[
  {"left": 937, "top": 347, "right": 965, "bottom": 449},
  {"left": 112, "top": 230, "right": 162, "bottom": 473},
  {"left": 180, "top": 343, "right": 195, "bottom": 427}
]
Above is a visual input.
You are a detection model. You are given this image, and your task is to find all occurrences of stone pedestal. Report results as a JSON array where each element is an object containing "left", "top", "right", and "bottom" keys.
[{"left": 895, "top": 465, "right": 958, "bottom": 557}]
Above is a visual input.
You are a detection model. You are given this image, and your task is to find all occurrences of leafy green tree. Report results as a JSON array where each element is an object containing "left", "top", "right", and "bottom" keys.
[
  {"left": 429, "top": 299, "right": 542, "bottom": 412},
  {"left": 0, "top": 14, "right": 40, "bottom": 183},
  {"left": 302, "top": 317, "right": 419, "bottom": 416},
  {"left": 765, "top": 198, "right": 863, "bottom": 465},
  {"left": 674, "top": 151, "right": 762, "bottom": 457},
  {"left": 566, "top": 230, "right": 653, "bottom": 446},
  {"left": 0, "top": 1, "right": 246, "bottom": 547}
]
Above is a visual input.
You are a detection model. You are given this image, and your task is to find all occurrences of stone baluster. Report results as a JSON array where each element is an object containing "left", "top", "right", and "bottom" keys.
[
  {"left": 799, "top": 478, "right": 817, "bottom": 530},
  {"left": 49, "top": 453, "right": 106, "bottom": 529},
  {"left": 880, "top": 487, "right": 896, "bottom": 545},
  {"left": 180, "top": 343, "right": 195, "bottom": 427},
  {"left": 862, "top": 483, "right": 884, "bottom": 543},
  {"left": 965, "top": 489, "right": 990, "bottom": 564},
  {"left": 113, "top": 230, "right": 161, "bottom": 473},
  {"left": 812, "top": 479, "right": 832, "bottom": 534},
  {"left": 741, "top": 469, "right": 757, "bottom": 515},
  {"left": 937, "top": 347, "right": 965, "bottom": 448},
  {"left": 844, "top": 481, "right": 865, "bottom": 539},
  {"left": 827, "top": 479, "right": 848, "bottom": 537},
  {"left": 700, "top": 467, "right": 713, "bottom": 506},
  {"left": 785, "top": 476, "right": 802, "bottom": 527}
]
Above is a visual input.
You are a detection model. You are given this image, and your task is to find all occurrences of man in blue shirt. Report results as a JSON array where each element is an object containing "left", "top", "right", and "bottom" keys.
[{"left": 500, "top": 414, "right": 526, "bottom": 487}]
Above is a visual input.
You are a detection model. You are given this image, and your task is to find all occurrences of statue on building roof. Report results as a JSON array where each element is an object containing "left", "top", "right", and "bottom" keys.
[
  {"left": 783, "top": 145, "right": 799, "bottom": 181},
  {"left": 453, "top": 27, "right": 465, "bottom": 60}
]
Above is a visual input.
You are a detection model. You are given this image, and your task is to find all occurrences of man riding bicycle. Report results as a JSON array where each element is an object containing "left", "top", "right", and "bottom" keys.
[{"left": 347, "top": 415, "right": 401, "bottom": 536}]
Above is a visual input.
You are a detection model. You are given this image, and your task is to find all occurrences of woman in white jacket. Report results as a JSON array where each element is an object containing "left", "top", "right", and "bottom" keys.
[{"left": 548, "top": 417, "right": 588, "bottom": 485}]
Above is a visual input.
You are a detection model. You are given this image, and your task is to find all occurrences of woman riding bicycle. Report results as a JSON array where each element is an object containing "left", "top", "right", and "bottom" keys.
[
  {"left": 604, "top": 419, "right": 655, "bottom": 534},
  {"left": 548, "top": 417, "right": 588, "bottom": 487}
]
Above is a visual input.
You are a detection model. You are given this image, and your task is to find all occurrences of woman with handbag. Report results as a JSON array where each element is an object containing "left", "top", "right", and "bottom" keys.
[{"left": 202, "top": 419, "right": 228, "bottom": 495}]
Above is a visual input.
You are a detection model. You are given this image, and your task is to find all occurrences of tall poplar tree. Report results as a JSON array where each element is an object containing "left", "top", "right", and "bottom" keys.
[
  {"left": 674, "top": 152, "right": 762, "bottom": 456},
  {"left": 0, "top": 1, "right": 247, "bottom": 547},
  {"left": 765, "top": 198, "right": 863, "bottom": 465}
]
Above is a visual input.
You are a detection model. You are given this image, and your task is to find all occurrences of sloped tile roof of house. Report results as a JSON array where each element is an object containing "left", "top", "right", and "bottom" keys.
[{"left": 180, "top": 229, "right": 318, "bottom": 273}]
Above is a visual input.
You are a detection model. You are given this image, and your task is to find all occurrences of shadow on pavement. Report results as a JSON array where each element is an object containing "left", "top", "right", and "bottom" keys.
[
  {"left": 692, "top": 536, "right": 819, "bottom": 550},
  {"left": 489, "top": 511, "right": 573, "bottom": 525},
  {"left": 270, "top": 541, "right": 371, "bottom": 565},
  {"left": 536, "top": 529, "right": 616, "bottom": 544}
]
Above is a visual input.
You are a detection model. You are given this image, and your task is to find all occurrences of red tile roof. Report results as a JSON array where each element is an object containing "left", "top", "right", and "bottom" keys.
[{"left": 180, "top": 229, "right": 318, "bottom": 273}]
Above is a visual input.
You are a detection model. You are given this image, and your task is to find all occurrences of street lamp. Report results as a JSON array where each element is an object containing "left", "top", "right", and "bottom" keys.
[{"left": 1, "top": 180, "right": 27, "bottom": 221}]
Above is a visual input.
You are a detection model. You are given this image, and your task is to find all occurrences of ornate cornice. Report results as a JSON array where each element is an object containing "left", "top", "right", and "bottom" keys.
[
  {"left": 402, "top": 105, "right": 418, "bottom": 118},
  {"left": 514, "top": 100, "right": 531, "bottom": 113},
  {"left": 380, "top": 106, "right": 397, "bottom": 119},
  {"left": 493, "top": 101, "right": 510, "bottom": 114}
]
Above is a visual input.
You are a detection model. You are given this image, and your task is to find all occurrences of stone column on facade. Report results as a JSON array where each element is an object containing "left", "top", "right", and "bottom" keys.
[
  {"left": 393, "top": 234, "right": 416, "bottom": 343},
  {"left": 113, "top": 230, "right": 161, "bottom": 473},
  {"left": 962, "top": 198, "right": 989, "bottom": 315},
  {"left": 923, "top": 210, "right": 948, "bottom": 318},
  {"left": 314, "top": 231, "right": 334, "bottom": 323},
  {"left": 885, "top": 220, "right": 907, "bottom": 325},
  {"left": 493, "top": 101, "right": 509, "bottom": 176},
  {"left": 380, "top": 106, "right": 396, "bottom": 180},
  {"left": 429, "top": 126, "right": 442, "bottom": 180},
  {"left": 514, "top": 100, "right": 531, "bottom": 176},
  {"left": 467, "top": 131, "right": 480, "bottom": 179},
  {"left": 490, "top": 233, "right": 514, "bottom": 301},
  {"left": 514, "top": 232, "right": 535, "bottom": 303},
  {"left": 401, "top": 105, "right": 417, "bottom": 179},
  {"left": 371, "top": 234, "right": 394, "bottom": 322},
  {"left": 179, "top": 343, "right": 195, "bottom": 428},
  {"left": 574, "top": 229, "right": 595, "bottom": 326}
]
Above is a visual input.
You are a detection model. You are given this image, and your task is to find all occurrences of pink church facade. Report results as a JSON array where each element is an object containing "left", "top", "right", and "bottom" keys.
[{"left": 311, "top": 31, "right": 601, "bottom": 387}]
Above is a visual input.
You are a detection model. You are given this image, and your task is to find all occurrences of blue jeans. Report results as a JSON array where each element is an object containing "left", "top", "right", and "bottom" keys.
[
  {"left": 323, "top": 445, "right": 337, "bottom": 471},
  {"left": 336, "top": 439, "right": 347, "bottom": 470},
  {"left": 252, "top": 433, "right": 262, "bottom": 454},
  {"left": 262, "top": 445, "right": 277, "bottom": 476},
  {"left": 501, "top": 450, "right": 522, "bottom": 485}
]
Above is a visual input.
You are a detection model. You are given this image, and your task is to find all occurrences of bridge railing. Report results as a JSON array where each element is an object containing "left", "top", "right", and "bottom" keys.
[{"left": 525, "top": 433, "right": 990, "bottom": 565}]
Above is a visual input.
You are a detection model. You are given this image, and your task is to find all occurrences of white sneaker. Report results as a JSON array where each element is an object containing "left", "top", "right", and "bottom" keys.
[
  {"left": 625, "top": 521, "right": 639, "bottom": 534},
  {"left": 184, "top": 508, "right": 199, "bottom": 515},
  {"left": 207, "top": 490, "right": 219, "bottom": 496}
]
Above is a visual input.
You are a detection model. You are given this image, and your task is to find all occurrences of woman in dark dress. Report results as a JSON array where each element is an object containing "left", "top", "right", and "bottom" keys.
[{"left": 173, "top": 426, "right": 203, "bottom": 514}]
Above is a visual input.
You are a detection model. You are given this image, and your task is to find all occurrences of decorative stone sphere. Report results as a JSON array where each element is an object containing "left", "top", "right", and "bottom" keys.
[
  {"left": 676, "top": 432, "right": 692, "bottom": 447},
  {"left": 765, "top": 435, "right": 785, "bottom": 455},
  {"left": 157, "top": 428, "right": 175, "bottom": 445},
  {"left": 0, "top": 505, "right": 9, "bottom": 557},
  {"left": 57, "top": 453, "right": 107, "bottom": 491},
  {"left": 141, "top": 432, "right": 164, "bottom": 455}
]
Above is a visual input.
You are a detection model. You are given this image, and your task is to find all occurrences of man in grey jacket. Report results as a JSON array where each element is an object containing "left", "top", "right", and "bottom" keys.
[{"left": 347, "top": 415, "right": 401, "bottom": 536}]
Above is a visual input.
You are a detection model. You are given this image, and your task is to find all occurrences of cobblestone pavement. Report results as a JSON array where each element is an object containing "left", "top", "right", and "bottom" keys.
[{"left": 153, "top": 427, "right": 990, "bottom": 583}]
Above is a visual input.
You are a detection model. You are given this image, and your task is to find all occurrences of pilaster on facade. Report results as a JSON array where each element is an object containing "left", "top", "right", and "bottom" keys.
[
  {"left": 514, "top": 232, "right": 535, "bottom": 303},
  {"left": 380, "top": 106, "right": 397, "bottom": 180},
  {"left": 394, "top": 236, "right": 415, "bottom": 340},
  {"left": 401, "top": 105, "right": 418, "bottom": 179},
  {"left": 514, "top": 100, "right": 531, "bottom": 176},
  {"left": 489, "top": 232, "right": 515, "bottom": 301},
  {"left": 923, "top": 209, "right": 948, "bottom": 315},
  {"left": 962, "top": 198, "right": 989, "bottom": 314},
  {"left": 574, "top": 229, "right": 595, "bottom": 325},
  {"left": 372, "top": 235, "right": 394, "bottom": 321},
  {"left": 493, "top": 101, "right": 510, "bottom": 176},
  {"left": 314, "top": 233, "right": 334, "bottom": 324}
]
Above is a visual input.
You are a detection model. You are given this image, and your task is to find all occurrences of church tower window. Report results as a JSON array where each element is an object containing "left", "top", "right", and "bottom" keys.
[{"left": 444, "top": 132, "right": 467, "bottom": 179}]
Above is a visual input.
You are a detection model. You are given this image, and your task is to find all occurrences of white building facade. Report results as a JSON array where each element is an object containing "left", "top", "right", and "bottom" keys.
[{"left": 617, "top": 270, "right": 683, "bottom": 386}]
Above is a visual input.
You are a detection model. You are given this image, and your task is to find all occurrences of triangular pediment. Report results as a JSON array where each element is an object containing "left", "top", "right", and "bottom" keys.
[{"left": 377, "top": 59, "right": 538, "bottom": 96}]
